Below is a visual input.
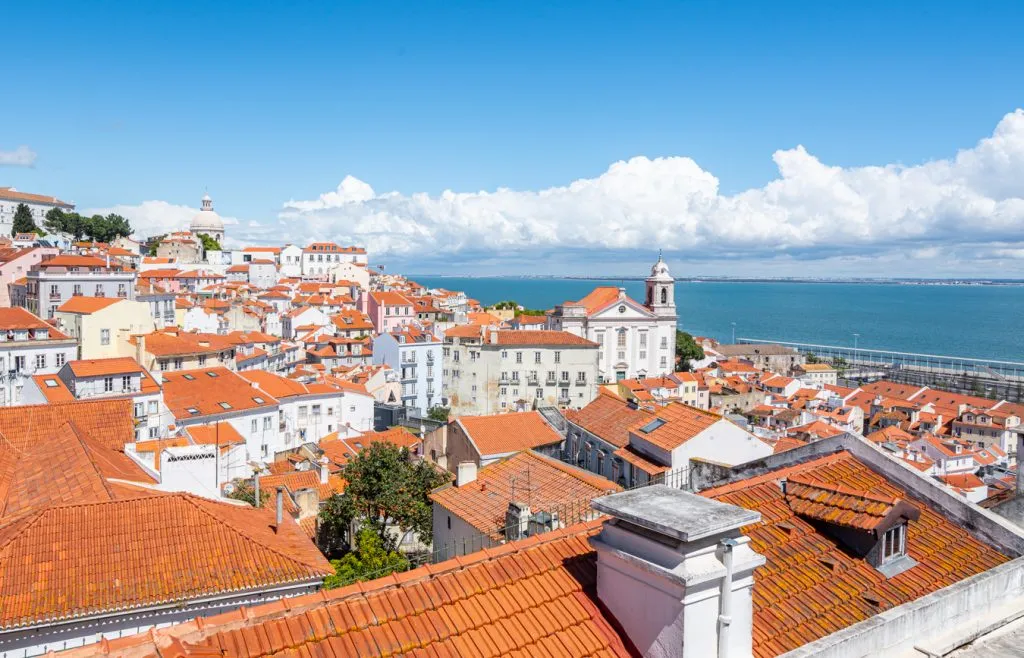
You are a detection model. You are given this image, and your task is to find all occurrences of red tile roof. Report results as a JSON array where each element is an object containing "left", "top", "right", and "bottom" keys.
[
  {"left": 565, "top": 392, "right": 654, "bottom": 448},
  {"left": 431, "top": 451, "right": 620, "bottom": 537},
  {"left": 456, "top": 411, "right": 563, "bottom": 457},
  {"left": 0, "top": 493, "right": 331, "bottom": 629},
  {"left": 67, "top": 356, "right": 143, "bottom": 378},
  {"left": 492, "top": 330, "right": 598, "bottom": 347},
  {"left": 783, "top": 473, "right": 918, "bottom": 532},
  {"left": 569, "top": 286, "right": 634, "bottom": 315},
  {"left": 0, "top": 307, "right": 68, "bottom": 335},
  {"left": 68, "top": 519, "right": 632, "bottom": 658},
  {"left": 162, "top": 367, "right": 279, "bottom": 419},
  {"left": 0, "top": 187, "right": 73, "bottom": 207},
  {"left": 627, "top": 402, "right": 723, "bottom": 451},
  {"left": 55, "top": 296, "right": 125, "bottom": 314},
  {"left": 704, "top": 451, "right": 1009, "bottom": 657}
]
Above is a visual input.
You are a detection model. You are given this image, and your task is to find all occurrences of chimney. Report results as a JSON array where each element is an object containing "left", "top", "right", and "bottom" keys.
[
  {"left": 618, "top": 287, "right": 627, "bottom": 299},
  {"left": 456, "top": 461, "right": 477, "bottom": 487},
  {"left": 589, "top": 485, "right": 765, "bottom": 658},
  {"left": 488, "top": 329, "right": 499, "bottom": 345},
  {"left": 319, "top": 455, "right": 330, "bottom": 485},
  {"left": 253, "top": 472, "right": 261, "bottom": 507},
  {"left": 274, "top": 486, "right": 285, "bottom": 532}
]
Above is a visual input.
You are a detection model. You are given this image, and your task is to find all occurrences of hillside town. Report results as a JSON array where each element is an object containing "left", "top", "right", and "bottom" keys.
[{"left": 2, "top": 186, "right": 1024, "bottom": 658}]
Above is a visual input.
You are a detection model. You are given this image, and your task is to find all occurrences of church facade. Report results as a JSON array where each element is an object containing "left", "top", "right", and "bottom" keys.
[{"left": 548, "top": 256, "right": 677, "bottom": 382}]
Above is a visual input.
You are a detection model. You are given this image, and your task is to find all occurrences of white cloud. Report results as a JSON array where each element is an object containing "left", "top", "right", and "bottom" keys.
[
  {"left": 83, "top": 200, "right": 252, "bottom": 248},
  {"left": 0, "top": 146, "right": 37, "bottom": 167},
  {"left": 274, "top": 109, "right": 1024, "bottom": 272},
  {"left": 92, "top": 109, "right": 1024, "bottom": 275}
]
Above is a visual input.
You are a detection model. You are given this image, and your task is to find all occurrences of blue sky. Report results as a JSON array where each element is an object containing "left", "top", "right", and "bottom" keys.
[{"left": 3, "top": 1, "right": 1024, "bottom": 276}]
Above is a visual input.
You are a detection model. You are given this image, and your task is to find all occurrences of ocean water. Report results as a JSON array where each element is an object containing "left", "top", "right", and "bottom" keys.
[{"left": 411, "top": 277, "right": 1024, "bottom": 363}]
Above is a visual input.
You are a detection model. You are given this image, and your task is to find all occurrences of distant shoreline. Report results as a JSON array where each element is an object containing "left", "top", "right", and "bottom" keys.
[{"left": 407, "top": 275, "right": 1024, "bottom": 287}]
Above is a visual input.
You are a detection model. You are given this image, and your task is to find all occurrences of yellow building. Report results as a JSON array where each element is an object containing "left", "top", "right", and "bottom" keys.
[{"left": 55, "top": 297, "right": 157, "bottom": 360}]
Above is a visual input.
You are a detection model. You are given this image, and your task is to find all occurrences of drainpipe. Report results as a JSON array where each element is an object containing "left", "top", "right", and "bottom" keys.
[{"left": 719, "top": 538, "right": 738, "bottom": 658}]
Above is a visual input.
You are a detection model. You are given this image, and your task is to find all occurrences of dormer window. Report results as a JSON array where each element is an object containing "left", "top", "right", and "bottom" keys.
[{"left": 881, "top": 523, "right": 906, "bottom": 563}]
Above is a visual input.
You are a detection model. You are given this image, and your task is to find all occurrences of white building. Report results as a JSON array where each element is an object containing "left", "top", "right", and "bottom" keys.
[
  {"left": 443, "top": 327, "right": 599, "bottom": 416},
  {"left": 280, "top": 244, "right": 303, "bottom": 278},
  {"left": 0, "top": 308, "right": 77, "bottom": 406},
  {"left": 239, "top": 370, "right": 374, "bottom": 449},
  {"left": 189, "top": 193, "right": 225, "bottom": 244},
  {"left": 161, "top": 366, "right": 282, "bottom": 463},
  {"left": 0, "top": 187, "right": 74, "bottom": 237},
  {"left": 548, "top": 256, "right": 677, "bottom": 382},
  {"left": 372, "top": 325, "right": 443, "bottom": 414},
  {"left": 301, "top": 242, "right": 367, "bottom": 279}
]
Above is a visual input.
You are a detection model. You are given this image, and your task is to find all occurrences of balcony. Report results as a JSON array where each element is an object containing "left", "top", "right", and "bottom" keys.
[
  {"left": 526, "top": 375, "right": 539, "bottom": 386},
  {"left": 575, "top": 378, "right": 588, "bottom": 386},
  {"left": 546, "top": 376, "right": 557, "bottom": 385},
  {"left": 426, "top": 354, "right": 435, "bottom": 365}
]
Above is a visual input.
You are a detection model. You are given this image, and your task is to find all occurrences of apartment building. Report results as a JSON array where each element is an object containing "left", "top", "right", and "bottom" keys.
[
  {"left": 444, "top": 327, "right": 599, "bottom": 415},
  {"left": 372, "top": 324, "right": 443, "bottom": 414},
  {"left": 15, "top": 254, "right": 136, "bottom": 319},
  {"left": 0, "top": 308, "right": 78, "bottom": 406}
]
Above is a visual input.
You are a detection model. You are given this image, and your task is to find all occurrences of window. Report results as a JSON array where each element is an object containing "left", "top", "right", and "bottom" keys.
[
  {"left": 122, "top": 375, "right": 131, "bottom": 391},
  {"left": 534, "top": 351, "right": 541, "bottom": 364},
  {"left": 536, "top": 388, "right": 544, "bottom": 399},
  {"left": 56, "top": 352, "right": 65, "bottom": 367},
  {"left": 500, "top": 387, "right": 507, "bottom": 396},
  {"left": 218, "top": 402, "right": 232, "bottom": 410},
  {"left": 264, "top": 416, "right": 273, "bottom": 430},
  {"left": 312, "top": 404, "right": 321, "bottom": 416},
  {"left": 639, "top": 333, "right": 647, "bottom": 348},
  {"left": 103, "top": 377, "right": 114, "bottom": 392},
  {"left": 617, "top": 330, "right": 627, "bottom": 348},
  {"left": 100, "top": 328, "right": 111, "bottom": 346},
  {"left": 660, "top": 356, "right": 668, "bottom": 369},
  {"left": 660, "top": 336, "right": 668, "bottom": 349},
  {"left": 49, "top": 284, "right": 59, "bottom": 297},
  {"left": 198, "top": 355, "right": 207, "bottom": 366},
  {"left": 554, "top": 351, "right": 561, "bottom": 364},
  {"left": 561, "top": 371, "right": 569, "bottom": 382},
  {"left": 501, "top": 350, "right": 508, "bottom": 359},
  {"left": 515, "top": 351, "right": 523, "bottom": 364},
  {"left": 149, "top": 427, "right": 159, "bottom": 439},
  {"left": 73, "top": 284, "right": 82, "bottom": 295},
  {"left": 173, "top": 358, "right": 183, "bottom": 370},
  {"left": 148, "top": 400, "right": 158, "bottom": 414},
  {"left": 882, "top": 524, "right": 906, "bottom": 562},
  {"left": 251, "top": 419, "right": 259, "bottom": 433},
  {"left": 34, "top": 353, "right": 45, "bottom": 369}
]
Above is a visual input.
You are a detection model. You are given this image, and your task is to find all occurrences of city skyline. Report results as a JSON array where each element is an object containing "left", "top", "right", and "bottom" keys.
[{"left": 3, "top": 1, "right": 1024, "bottom": 276}]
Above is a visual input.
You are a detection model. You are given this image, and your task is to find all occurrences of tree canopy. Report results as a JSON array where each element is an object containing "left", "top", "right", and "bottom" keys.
[
  {"left": 318, "top": 442, "right": 447, "bottom": 555},
  {"left": 225, "top": 478, "right": 270, "bottom": 507},
  {"left": 675, "top": 330, "right": 705, "bottom": 371},
  {"left": 198, "top": 233, "right": 222, "bottom": 252},
  {"left": 489, "top": 300, "right": 546, "bottom": 317},
  {"left": 427, "top": 406, "right": 450, "bottom": 422},
  {"left": 11, "top": 203, "right": 42, "bottom": 237},
  {"left": 323, "top": 527, "right": 409, "bottom": 589},
  {"left": 42, "top": 208, "right": 131, "bottom": 243}
]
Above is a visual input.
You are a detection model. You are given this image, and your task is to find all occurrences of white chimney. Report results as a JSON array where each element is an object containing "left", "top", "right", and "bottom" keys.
[
  {"left": 319, "top": 455, "right": 330, "bottom": 485},
  {"left": 590, "top": 485, "right": 765, "bottom": 658},
  {"left": 456, "top": 461, "right": 477, "bottom": 487}
]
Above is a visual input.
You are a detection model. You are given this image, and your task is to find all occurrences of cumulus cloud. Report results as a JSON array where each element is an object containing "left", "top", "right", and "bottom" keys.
[
  {"left": 83, "top": 200, "right": 252, "bottom": 249},
  {"left": 0, "top": 146, "right": 37, "bottom": 167},
  {"left": 275, "top": 109, "right": 1024, "bottom": 271},
  {"left": 92, "top": 109, "right": 1024, "bottom": 274}
]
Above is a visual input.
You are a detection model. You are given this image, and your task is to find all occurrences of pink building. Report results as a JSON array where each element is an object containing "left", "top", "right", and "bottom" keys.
[
  {"left": 0, "top": 247, "right": 58, "bottom": 307},
  {"left": 367, "top": 291, "right": 414, "bottom": 333}
]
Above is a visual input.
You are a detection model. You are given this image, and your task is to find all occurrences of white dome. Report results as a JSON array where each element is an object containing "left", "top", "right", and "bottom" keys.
[
  {"left": 649, "top": 254, "right": 672, "bottom": 280},
  {"left": 190, "top": 193, "right": 224, "bottom": 234}
]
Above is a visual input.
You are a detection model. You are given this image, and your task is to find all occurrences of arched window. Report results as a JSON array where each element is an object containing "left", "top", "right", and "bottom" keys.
[{"left": 660, "top": 288, "right": 668, "bottom": 304}]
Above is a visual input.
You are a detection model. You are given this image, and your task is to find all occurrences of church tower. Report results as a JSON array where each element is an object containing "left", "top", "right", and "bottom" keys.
[{"left": 646, "top": 252, "right": 676, "bottom": 319}]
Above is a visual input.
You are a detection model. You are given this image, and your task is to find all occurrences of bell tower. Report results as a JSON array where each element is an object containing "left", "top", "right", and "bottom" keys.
[{"left": 646, "top": 252, "right": 676, "bottom": 319}]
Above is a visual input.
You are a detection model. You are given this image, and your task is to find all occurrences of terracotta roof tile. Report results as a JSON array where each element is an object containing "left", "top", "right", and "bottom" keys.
[
  {"left": 431, "top": 451, "right": 619, "bottom": 537},
  {"left": 55, "top": 296, "right": 124, "bottom": 314},
  {"left": 627, "top": 402, "right": 724, "bottom": 451},
  {"left": 66, "top": 356, "right": 144, "bottom": 378},
  {"left": 162, "top": 367, "right": 279, "bottom": 419},
  {"left": 0, "top": 493, "right": 331, "bottom": 629},
  {"left": 565, "top": 392, "right": 654, "bottom": 449},
  {"left": 456, "top": 412, "right": 563, "bottom": 457}
]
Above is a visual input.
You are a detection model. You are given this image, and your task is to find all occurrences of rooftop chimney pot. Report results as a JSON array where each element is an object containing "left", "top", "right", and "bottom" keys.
[
  {"left": 275, "top": 486, "right": 285, "bottom": 532},
  {"left": 456, "top": 461, "right": 477, "bottom": 487}
]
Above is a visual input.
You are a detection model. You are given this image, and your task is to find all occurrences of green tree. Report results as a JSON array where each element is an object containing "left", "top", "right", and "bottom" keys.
[
  {"left": 197, "top": 233, "right": 222, "bottom": 252},
  {"left": 11, "top": 203, "right": 41, "bottom": 237},
  {"left": 82, "top": 213, "right": 132, "bottom": 243},
  {"left": 805, "top": 352, "right": 820, "bottom": 364},
  {"left": 427, "top": 406, "right": 450, "bottom": 422},
  {"left": 226, "top": 478, "right": 270, "bottom": 507},
  {"left": 319, "top": 442, "right": 447, "bottom": 553},
  {"left": 43, "top": 208, "right": 83, "bottom": 238},
  {"left": 148, "top": 235, "right": 166, "bottom": 256},
  {"left": 675, "top": 330, "right": 705, "bottom": 371},
  {"left": 323, "top": 527, "right": 409, "bottom": 589}
]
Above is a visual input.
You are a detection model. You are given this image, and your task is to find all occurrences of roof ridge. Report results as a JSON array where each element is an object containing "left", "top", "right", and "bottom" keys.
[
  {"left": 785, "top": 473, "right": 900, "bottom": 506},
  {"left": 179, "top": 494, "right": 329, "bottom": 572},
  {"left": 702, "top": 451, "right": 851, "bottom": 497},
  {"left": 59, "top": 420, "right": 119, "bottom": 502}
]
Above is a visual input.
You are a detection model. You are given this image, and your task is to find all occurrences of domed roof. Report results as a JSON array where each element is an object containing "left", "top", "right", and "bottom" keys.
[
  {"left": 190, "top": 193, "right": 224, "bottom": 233},
  {"left": 649, "top": 252, "right": 672, "bottom": 280}
]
